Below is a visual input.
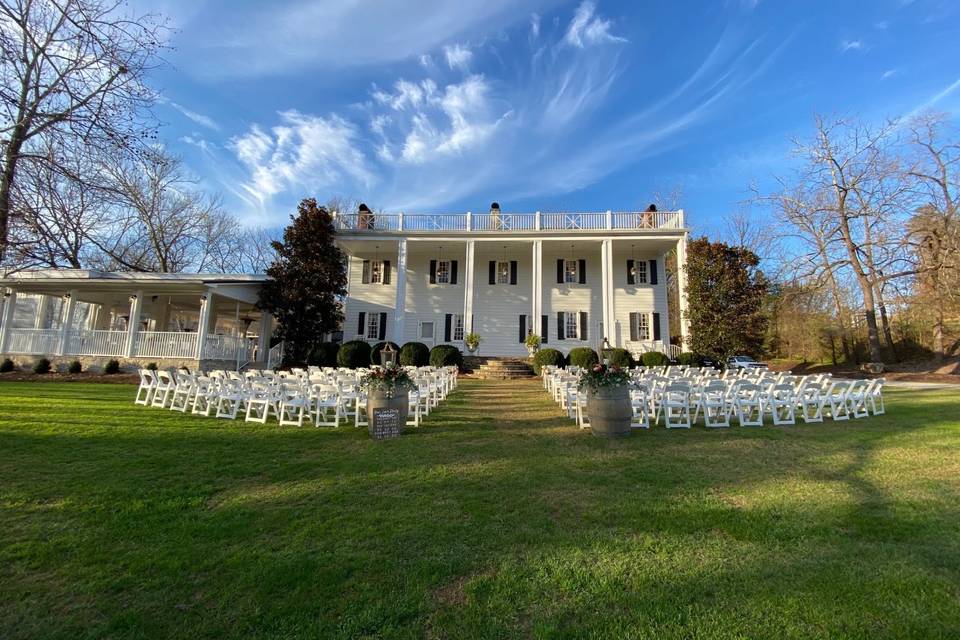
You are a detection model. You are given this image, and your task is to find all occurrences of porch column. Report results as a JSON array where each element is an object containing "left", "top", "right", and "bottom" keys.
[
  {"left": 195, "top": 292, "right": 212, "bottom": 360},
  {"left": 394, "top": 238, "right": 407, "bottom": 343},
  {"left": 531, "top": 240, "right": 542, "bottom": 332},
  {"left": 34, "top": 295, "right": 50, "bottom": 329},
  {"left": 125, "top": 291, "right": 143, "bottom": 358},
  {"left": 257, "top": 312, "right": 272, "bottom": 363},
  {"left": 0, "top": 289, "right": 16, "bottom": 353},
  {"left": 600, "top": 239, "right": 613, "bottom": 346},
  {"left": 676, "top": 234, "right": 691, "bottom": 346},
  {"left": 463, "top": 240, "right": 475, "bottom": 335},
  {"left": 57, "top": 291, "right": 77, "bottom": 356}
]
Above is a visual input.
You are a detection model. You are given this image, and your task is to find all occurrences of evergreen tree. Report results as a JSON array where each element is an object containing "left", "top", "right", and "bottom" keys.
[
  {"left": 685, "top": 237, "right": 769, "bottom": 363},
  {"left": 257, "top": 199, "right": 347, "bottom": 363}
]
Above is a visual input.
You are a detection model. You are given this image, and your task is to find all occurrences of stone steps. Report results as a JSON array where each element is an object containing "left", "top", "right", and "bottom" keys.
[{"left": 473, "top": 358, "right": 534, "bottom": 379}]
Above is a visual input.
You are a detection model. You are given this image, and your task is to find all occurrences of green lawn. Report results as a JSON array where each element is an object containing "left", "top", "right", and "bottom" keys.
[{"left": 1, "top": 379, "right": 959, "bottom": 639}]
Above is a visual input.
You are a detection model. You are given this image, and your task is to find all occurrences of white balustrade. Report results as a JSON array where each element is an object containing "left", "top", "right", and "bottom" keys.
[
  {"left": 67, "top": 330, "right": 128, "bottom": 356},
  {"left": 202, "top": 334, "right": 254, "bottom": 361},
  {"left": 334, "top": 210, "right": 685, "bottom": 233},
  {"left": 135, "top": 331, "right": 199, "bottom": 359},
  {"left": 4, "top": 328, "right": 61, "bottom": 354}
]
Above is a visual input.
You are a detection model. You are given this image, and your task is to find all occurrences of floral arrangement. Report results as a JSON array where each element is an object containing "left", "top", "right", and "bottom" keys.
[
  {"left": 524, "top": 332, "right": 541, "bottom": 350},
  {"left": 578, "top": 362, "right": 631, "bottom": 392},
  {"left": 465, "top": 333, "right": 482, "bottom": 350},
  {"left": 361, "top": 362, "right": 415, "bottom": 397}
]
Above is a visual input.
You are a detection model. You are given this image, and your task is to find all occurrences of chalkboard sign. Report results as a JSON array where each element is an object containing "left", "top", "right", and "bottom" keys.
[{"left": 371, "top": 407, "right": 402, "bottom": 440}]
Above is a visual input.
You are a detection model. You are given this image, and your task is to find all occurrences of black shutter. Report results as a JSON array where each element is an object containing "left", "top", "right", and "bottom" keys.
[
  {"left": 444, "top": 314, "right": 452, "bottom": 342},
  {"left": 378, "top": 312, "right": 387, "bottom": 340},
  {"left": 629, "top": 312, "right": 639, "bottom": 341},
  {"left": 626, "top": 260, "right": 635, "bottom": 285},
  {"left": 489, "top": 261, "right": 496, "bottom": 285},
  {"left": 519, "top": 315, "right": 526, "bottom": 343},
  {"left": 557, "top": 259, "right": 564, "bottom": 284},
  {"left": 451, "top": 260, "right": 458, "bottom": 285},
  {"left": 557, "top": 312, "right": 565, "bottom": 340},
  {"left": 578, "top": 259, "right": 586, "bottom": 284},
  {"left": 362, "top": 260, "right": 371, "bottom": 284},
  {"left": 429, "top": 260, "right": 437, "bottom": 284},
  {"left": 649, "top": 259, "right": 658, "bottom": 285},
  {"left": 510, "top": 261, "right": 518, "bottom": 285},
  {"left": 541, "top": 315, "right": 548, "bottom": 343},
  {"left": 579, "top": 311, "right": 588, "bottom": 341},
  {"left": 383, "top": 260, "right": 391, "bottom": 285},
  {"left": 653, "top": 312, "right": 662, "bottom": 341},
  {"left": 357, "top": 312, "right": 366, "bottom": 336}
]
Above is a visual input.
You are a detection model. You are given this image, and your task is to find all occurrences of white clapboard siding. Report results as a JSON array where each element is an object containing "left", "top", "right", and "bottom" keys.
[
  {"left": 541, "top": 244, "right": 603, "bottom": 355},
  {"left": 402, "top": 245, "right": 468, "bottom": 346},
  {"left": 345, "top": 251, "right": 398, "bottom": 343},
  {"left": 611, "top": 247, "right": 669, "bottom": 352},
  {"left": 472, "top": 246, "right": 532, "bottom": 357}
]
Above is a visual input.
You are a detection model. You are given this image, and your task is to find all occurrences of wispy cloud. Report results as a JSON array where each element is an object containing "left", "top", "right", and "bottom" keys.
[
  {"left": 443, "top": 43, "right": 473, "bottom": 71},
  {"left": 906, "top": 76, "right": 960, "bottom": 118},
  {"left": 881, "top": 68, "right": 898, "bottom": 80},
  {"left": 839, "top": 39, "right": 863, "bottom": 52},
  {"left": 563, "top": 1, "right": 626, "bottom": 48},
  {"left": 530, "top": 13, "right": 541, "bottom": 39}
]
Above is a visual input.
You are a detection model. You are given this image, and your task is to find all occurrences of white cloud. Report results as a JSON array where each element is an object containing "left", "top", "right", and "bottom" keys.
[
  {"left": 530, "top": 13, "right": 541, "bottom": 38},
  {"left": 443, "top": 43, "right": 473, "bottom": 71},
  {"left": 881, "top": 68, "right": 898, "bottom": 80},
  {"left": 228, "top": 111, "right": 373, "bottom": 208},
  {"left": 563, "top": 1, "right": 626, "bottom": 48},
  {"left": 419, "top": 54, "right": 433, "bottom": 68},
  {"left": 163, "top": 99, "right": 220, "bottom": 130},
  {"left": 840, "top": 39, "right": 863, "bottom": 52}
]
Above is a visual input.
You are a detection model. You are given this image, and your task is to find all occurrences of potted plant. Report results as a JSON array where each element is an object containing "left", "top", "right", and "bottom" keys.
[
  {"left": 361, "top": 362, "right": 415, "bottom": 439},
  {"left": 465, "top": 332, "right": 481, "bottom": 354},
  {"left": 524, "top": 332, "right": 541, "bottom": 356},
  {"left": 579, "top": 363, "right": 633, "bottom": 437}
]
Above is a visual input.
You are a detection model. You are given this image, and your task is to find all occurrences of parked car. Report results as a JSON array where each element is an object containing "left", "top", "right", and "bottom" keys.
[{"left": 726, "top": 355, "right": 767, "bottom": 370}]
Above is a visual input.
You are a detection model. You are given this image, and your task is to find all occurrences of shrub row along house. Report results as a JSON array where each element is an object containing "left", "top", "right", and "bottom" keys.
[{"left": 0, "top": 204, "right": 689, "bottom": 369}]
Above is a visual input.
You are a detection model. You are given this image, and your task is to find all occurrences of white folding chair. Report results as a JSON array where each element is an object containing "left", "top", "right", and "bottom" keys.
[
  {"left": 867, "top": 378, "right": 885, "bottom": 415},
  {"left": 135, "top": 369, "right": 157, "bottom": 406},
  {"left": 767, "top": 384, "right": 796, "bottom": 426},
  {"left": 734, "top": 383, "right": 764, "bottom": 427},
  {"left": 663, "top": 382, "right": 691, "bottom": 429}
]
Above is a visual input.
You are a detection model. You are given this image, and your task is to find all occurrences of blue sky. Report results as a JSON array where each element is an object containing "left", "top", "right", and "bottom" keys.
[{"left": 142, "top": 0, "right": 960, "bottom": 234}]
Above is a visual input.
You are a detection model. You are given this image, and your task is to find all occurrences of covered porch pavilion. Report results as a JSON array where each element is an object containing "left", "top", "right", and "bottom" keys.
[{"left": 0, "top": 270, "right": 276, "bottom": 370}]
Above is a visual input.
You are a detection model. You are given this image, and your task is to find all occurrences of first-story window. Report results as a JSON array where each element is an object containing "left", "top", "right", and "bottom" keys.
[
  {"left": 564, "top": 312, "right": 578, "bottom": 340},
  {"left": 436, "top": 260, "right": 451, "bottom": 284},
  {"left": 453, "top": 314, "right": 465, "bottom": 341},
  {"left": 497, "top": 261, "right": 510, "bottom": 284},
  {"left": 367, "top": 313, "right": 380, "bottom": 339},
  {"left": 564, "top": 260, "right": 579, "bottom": 283},
  {"left": 636, "top": 313, "right": 650, "bottom": 340}
]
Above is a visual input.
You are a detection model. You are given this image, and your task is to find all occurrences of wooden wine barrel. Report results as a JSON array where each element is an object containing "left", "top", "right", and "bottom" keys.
[{"left": 586, "top": 386, "right": 632, "bottom": 437}]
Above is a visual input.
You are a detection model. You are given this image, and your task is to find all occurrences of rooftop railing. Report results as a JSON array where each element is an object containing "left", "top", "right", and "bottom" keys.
[{"left": 333, "top": 210, "right": 685, "bottom": 233}]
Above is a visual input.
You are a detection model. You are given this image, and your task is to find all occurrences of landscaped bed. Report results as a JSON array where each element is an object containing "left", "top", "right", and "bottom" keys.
[{"left": 1, "top": 379, "right": 958, "bottom": 638}]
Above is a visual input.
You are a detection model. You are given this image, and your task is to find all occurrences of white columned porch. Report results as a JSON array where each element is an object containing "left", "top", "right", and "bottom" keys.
[
  {"left": 0, "top": 289, "right": 16, "bottom": 353},
  {"left": 195, "top": 292, "right": 212, "bottom": 359},
  {"left": 531, "top": 240, "right": 542, "bottom": 333},
  {"left": 463, "top": 240, "right": 475, "bottom": 335},
  {"left": 34, "top": 295, "right": 50, "bottom": 329},
  {"left": 125, "top": 291, "right": 143, "bottom": 358},
  {"left": 600, "top": 239, "right": 614, "bottom": 346},
  {"left": 676, "top": 233, "right": 690, "bottom": 346},
  {"left": 394, "top": 238, "right": 407, "bottom": 343},
  {"left": 57, "top": 291, "right": 77, "bottom": 356},
  {"left": 257, "top": 312, "right": 272, "bottom": 363}
]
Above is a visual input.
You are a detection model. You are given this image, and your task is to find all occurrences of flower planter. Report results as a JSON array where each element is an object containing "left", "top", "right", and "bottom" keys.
[
  {"left": 367, "top": 391, "right": 408, "bottom": 440},
  {"left": 586, "top": 386, "right": 632, "bottom": 437},
  {"left": 466, "top": 344, "right": 478, "bottom": 354},
  {"left": 526, "top": 346, "right": 538, "bottom": 357}
]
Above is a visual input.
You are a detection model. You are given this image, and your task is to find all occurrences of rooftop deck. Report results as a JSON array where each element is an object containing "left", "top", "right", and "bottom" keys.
[{"left": 333, "top": 210, "right": 686, "bottom": 234}]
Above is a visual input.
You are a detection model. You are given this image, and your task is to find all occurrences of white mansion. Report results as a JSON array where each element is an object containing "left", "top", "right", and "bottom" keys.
[{"left": 0, "top": 204, "right": 689, "bottom": 368}]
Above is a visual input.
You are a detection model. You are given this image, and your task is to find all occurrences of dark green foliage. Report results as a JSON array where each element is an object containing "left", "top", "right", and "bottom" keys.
[
  {"left": 399, "top": 342, "right": 430, "bottom": 367},
  {"left": 67, "top": 360, "right": 82, "bottom": 374},
  {"left": 686, "top": 237, "right": 769, "bottom": 363},
  {"left": 337, "top": 340, "right": 371, "bottom": 369},
  {"left": 567, "top": 347, "right": 599, "bottom": 369},
  {"left": 370, "top": 341, "right": 401, "bottom": 365},
  {"left": 32, "top": 358, "right": 51, "bottom": 374},
  {"left": 146, "top": 362, "right": 158, "bottom": 371},
  {"left": 641, "top": 351, "right": 670, "bottom": 367},
  {"left": 257, "top": 199, "right": 348, "bottom": 364},
  {"left": 308, "top": 342, "right": 339, "bottom": 367},
  {"left": 0, "top": 358, "right": 14, "bottom": 373},
  {"left": 532, "top": 348, "right": 565, "bottom": 375},
  {"left": 604, "top": 348, "right": 634, "bottom": 369},
  {"left": 677, "top": 352, "right": 704, "bottom": 366},
  {"left": 429, "top": 344, "right": 463, "bottom": 368},
  {"left": 103, "top": 359, "right": 121, "bottom": 375}
]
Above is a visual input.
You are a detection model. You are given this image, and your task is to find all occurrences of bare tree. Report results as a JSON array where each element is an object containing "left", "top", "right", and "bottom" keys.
[{"left": 0, "top": 0, "right": 167, "bottom": 266}]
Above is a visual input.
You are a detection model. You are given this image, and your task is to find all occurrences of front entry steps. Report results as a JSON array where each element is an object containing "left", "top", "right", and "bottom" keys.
[{"left": 473, "top": 358, "right": 534, "bottom": 379}]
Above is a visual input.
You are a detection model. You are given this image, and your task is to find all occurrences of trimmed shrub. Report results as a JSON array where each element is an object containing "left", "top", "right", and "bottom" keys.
[
  {"left": 67, "top": 360, "right": 83, "bottom": 374},
  {"left": 103, "top": 359, "right": 121, "bottom": 375},
  {"left": 567, "top": 347, "right": 599, "bottom": 369},
  {"left": 400, "top": 342, "right": 430, "bottom": 367},
  {"left": 533, "top": 348, "right": 565, "bottom": 375},
  {"left": 308, "top": 342, "right": 339, "bottom": 367},
  {"left": 677, "top": 352, "right": 702, "bottom": 366},
  {"left": 33, "top": 358, "right": 52, "bottom": 374},
  {"left": 429, "top": 344, "right": 463, "bottom": 368},
  {"left": 0, "top": 358, "right": 14, "bottom": 373},
  {"left": 370, "top": 341, "right": 401, "bottom": 365},
  {"left": 641, "top": 351, "right": 670, "bottom": 367},
  {"left": 604, "top": 348, "right": 634, "bottom": 369},
  {"left": 146, "top": 362, "right": 158, "bottom": 371},
  {"left": 337, "top": 340, "right": 371, "bottom": 369}
]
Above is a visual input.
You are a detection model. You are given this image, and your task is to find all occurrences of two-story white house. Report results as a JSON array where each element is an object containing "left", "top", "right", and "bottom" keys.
[{"left": 335, "top": 204, "right": 690, "bottom": 358}]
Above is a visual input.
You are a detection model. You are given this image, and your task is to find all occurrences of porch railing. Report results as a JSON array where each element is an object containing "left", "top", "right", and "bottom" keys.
[
  {"left": 201, "top": 334, "right": 254, "bottom": 362},
  {"left": 4, "top": 328, "right": 61, "bottom": 354},
  {"left": 135, "top": 331, "right": 198, "bottom": 359},
  {"left": 67, "top": 330, "right": 128, "bottom": 356},
  {"left": 333, "top": 210, "right": 685, "bottom": 232}
]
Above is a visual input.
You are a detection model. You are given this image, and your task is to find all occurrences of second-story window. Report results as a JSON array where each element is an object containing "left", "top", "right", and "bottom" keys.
[
  {"left": 633, "top": 260, "right": 647, "bottom": 284},
  {"left": 564, "top": 260, "right": 578, "bottom": 283},
  {"left": 436, "top": 260, "right": 451, "bottom": 284},
  {"left": 497, "top": 261, "right": 510, "bottom": 284},
  {"left": 370, "top": 261, "right": 383, "bottom": 284},
  {"left": 362, "top": 259, "right": 390, "bottom": 285}
]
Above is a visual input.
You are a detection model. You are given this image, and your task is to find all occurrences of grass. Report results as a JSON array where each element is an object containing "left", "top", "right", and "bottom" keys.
[{"left": 1, "top": 379, "right": 959, "bottom": 639}]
